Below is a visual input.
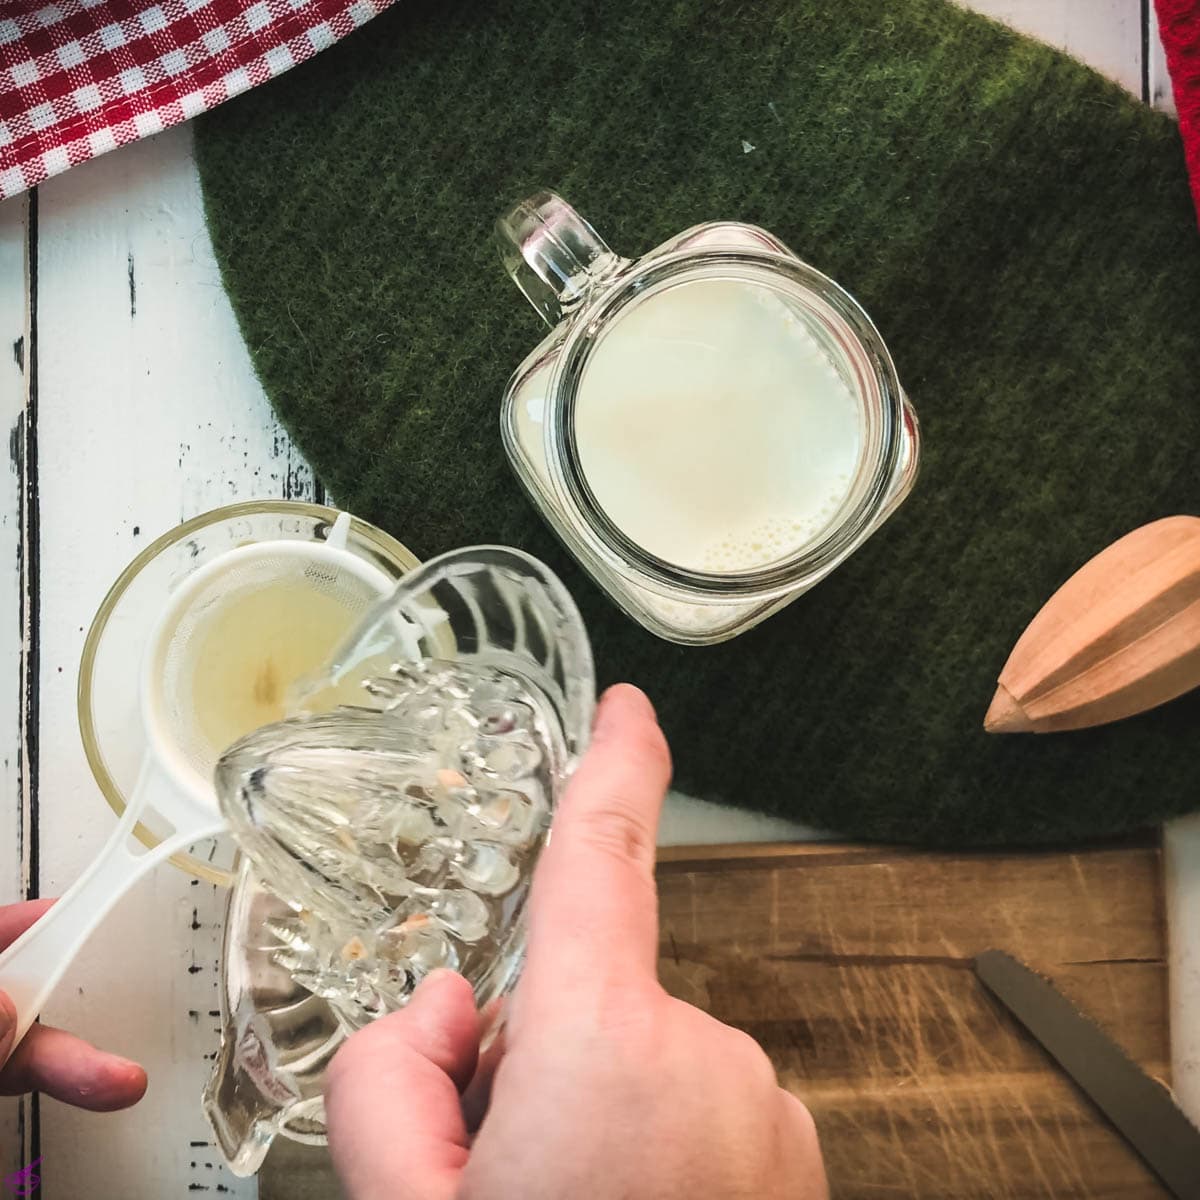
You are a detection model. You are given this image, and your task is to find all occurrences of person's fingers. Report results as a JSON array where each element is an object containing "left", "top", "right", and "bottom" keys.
[
  {"left": 0, "top": 899, "right": 147, "bottom": 1112},
  {"left": 0, "top": 900, "right": 146, "bottom": 1113},
  {"left": 325, "top": 969, "right": 480, "bottom": 1200},
  {"left": 0, "top": 899, "right": 54, "bottom": 950},
  {"left": 461, "top": 1000, "right": 507, "bottom": 1134},
  {"left": 522, "top": 685, "right": 671, "bottom": 1005},
  {"left": 0, "top": 996, "right": 147, "bottom": 1110},
  {"left": 0, "top": 992, "right": 12, "bottom": 1068}
]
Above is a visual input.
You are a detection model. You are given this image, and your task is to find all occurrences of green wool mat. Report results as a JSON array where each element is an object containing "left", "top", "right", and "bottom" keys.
[{"left": 195, "top": 0, "right": 1200, "bottom": 846}]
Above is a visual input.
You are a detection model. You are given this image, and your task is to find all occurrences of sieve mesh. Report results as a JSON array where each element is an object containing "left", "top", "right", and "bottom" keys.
[{"left": 153, "top": 550, "right": 383, "bottom": 783}]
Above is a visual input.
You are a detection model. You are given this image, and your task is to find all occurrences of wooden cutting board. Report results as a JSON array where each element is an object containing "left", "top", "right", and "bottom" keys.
[{"left": 262, "top": 838, "right": 1169, "bottom": 1199}]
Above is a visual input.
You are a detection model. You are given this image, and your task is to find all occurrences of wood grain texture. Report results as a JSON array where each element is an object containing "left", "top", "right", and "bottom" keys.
[
  {"left": 657, "top": 841, "right": 1168, "bottom": 1199},
  {"left": 263, "top": 839, "right": 1168, "bottom": 1200}
]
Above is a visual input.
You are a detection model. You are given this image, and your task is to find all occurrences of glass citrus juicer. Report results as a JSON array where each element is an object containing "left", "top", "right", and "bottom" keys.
[
  {"left": 497, "top": 191, "right": 921, "bottom": 645},
  {"left": 203, "top": 544, "right": 594, "bottom": 1174}
]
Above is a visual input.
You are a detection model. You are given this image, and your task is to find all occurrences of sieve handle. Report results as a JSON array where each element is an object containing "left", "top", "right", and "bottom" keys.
[{"left": 0, "top": 765, "right": 226, "bottom": 1062}]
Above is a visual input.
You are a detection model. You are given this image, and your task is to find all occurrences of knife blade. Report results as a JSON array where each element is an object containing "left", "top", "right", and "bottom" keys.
[{"left": 975, "top": 949, "right": 1200, "bottom": 1200}]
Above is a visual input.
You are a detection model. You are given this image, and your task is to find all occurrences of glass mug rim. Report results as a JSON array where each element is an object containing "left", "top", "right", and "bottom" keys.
[{"left": 542, "top": 244, "right": 910, "bottom": 602}]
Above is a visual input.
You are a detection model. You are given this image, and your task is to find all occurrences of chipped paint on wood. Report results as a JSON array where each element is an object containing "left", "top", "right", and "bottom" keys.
[
  {"left": 1147, "top": 1, "right": 1179, "bottom": 116},
  {"left": 28, "top": 128, "right": 283, "bottom": 1197},
  {"left": 0, "top": 160, "right": 32, "bottom": 1181}
]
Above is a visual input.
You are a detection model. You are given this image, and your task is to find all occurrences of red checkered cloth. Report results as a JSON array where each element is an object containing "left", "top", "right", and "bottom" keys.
[
  {"left": 5, "top": 2, "right": 1200, "bottom": 211},
  {"left": 0, "top": 0, "right": 395, "bottom": 201},
  {"left": 1157, "top": 0, "right": 1200, "bottom": 224}
]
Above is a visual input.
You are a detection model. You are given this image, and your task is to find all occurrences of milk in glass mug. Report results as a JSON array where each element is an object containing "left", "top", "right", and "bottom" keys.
[{"left": 497, "top": 192, "right": 920, "bottom": 645}]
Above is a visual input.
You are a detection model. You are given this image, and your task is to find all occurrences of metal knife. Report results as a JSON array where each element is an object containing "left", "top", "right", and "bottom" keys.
[{"left": 975, "top": 949, "right": 1200, "bottom": 1200}]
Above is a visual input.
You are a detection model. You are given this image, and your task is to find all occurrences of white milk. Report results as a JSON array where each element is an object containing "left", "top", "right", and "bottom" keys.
[{"left": 573, "top": 277, "right": 863, "bottom": 573}]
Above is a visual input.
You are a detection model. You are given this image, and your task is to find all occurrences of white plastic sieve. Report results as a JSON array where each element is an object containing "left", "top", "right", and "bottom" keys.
[
  {"left": 0, "top": 512, "right": 392, "bottom": 1058},
  {"left": 149, "top": 532, "right": 390, "bottom": 802}
]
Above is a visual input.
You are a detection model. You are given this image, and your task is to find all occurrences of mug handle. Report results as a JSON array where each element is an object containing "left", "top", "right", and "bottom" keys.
[{"left": 495, "top": 191, "right": 628, "bottom": 326}]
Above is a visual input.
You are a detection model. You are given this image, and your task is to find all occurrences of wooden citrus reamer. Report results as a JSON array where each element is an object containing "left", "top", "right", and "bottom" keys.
[{"left": 985, "top": 515, "right": 1200, "bottom": 734}]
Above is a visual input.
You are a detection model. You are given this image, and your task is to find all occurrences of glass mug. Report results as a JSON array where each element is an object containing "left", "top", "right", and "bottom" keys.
[{"left": 497, "top": 191, "right": 920, "bottom": 645}]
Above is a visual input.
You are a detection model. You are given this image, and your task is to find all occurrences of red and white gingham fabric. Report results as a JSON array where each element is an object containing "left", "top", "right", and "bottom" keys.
[
  {"left": 1156, "top": 0, "right": 1200, "bottom": 224},
  {"left": 0, "top": 0, "right": 395, "bottom": 201}
]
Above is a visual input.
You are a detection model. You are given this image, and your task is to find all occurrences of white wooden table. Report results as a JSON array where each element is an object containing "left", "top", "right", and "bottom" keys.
[{"left": 0, "top": 3, "right": 1195, "bottom": 1195}]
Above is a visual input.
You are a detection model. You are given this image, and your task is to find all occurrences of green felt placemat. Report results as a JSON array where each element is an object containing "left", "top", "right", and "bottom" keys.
[{"left": 196, "top": 0, "right": 1200, "bottom": 846}]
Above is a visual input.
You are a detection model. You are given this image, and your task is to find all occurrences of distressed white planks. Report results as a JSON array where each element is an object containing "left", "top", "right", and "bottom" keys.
[
  {"left": 28, "top": 126, "right": 306, "bottom": 1198},
  {"left": 4, "top": 1, "right": 1194, "bottom": 1194},
  {"left": 1149, "top": 1, "right": 1181, "bottom": 115},
  {"left": 1166, "top": 817, "right": 1200, "bottom": 1120},
  {"left": 0, "top": 182, "right": 31, "bottom": 1176}
]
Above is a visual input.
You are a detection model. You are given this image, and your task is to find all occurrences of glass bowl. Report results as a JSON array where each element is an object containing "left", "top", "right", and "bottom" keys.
[{"left": 78, "top": 501, "right": 420, "bottom": 886}]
